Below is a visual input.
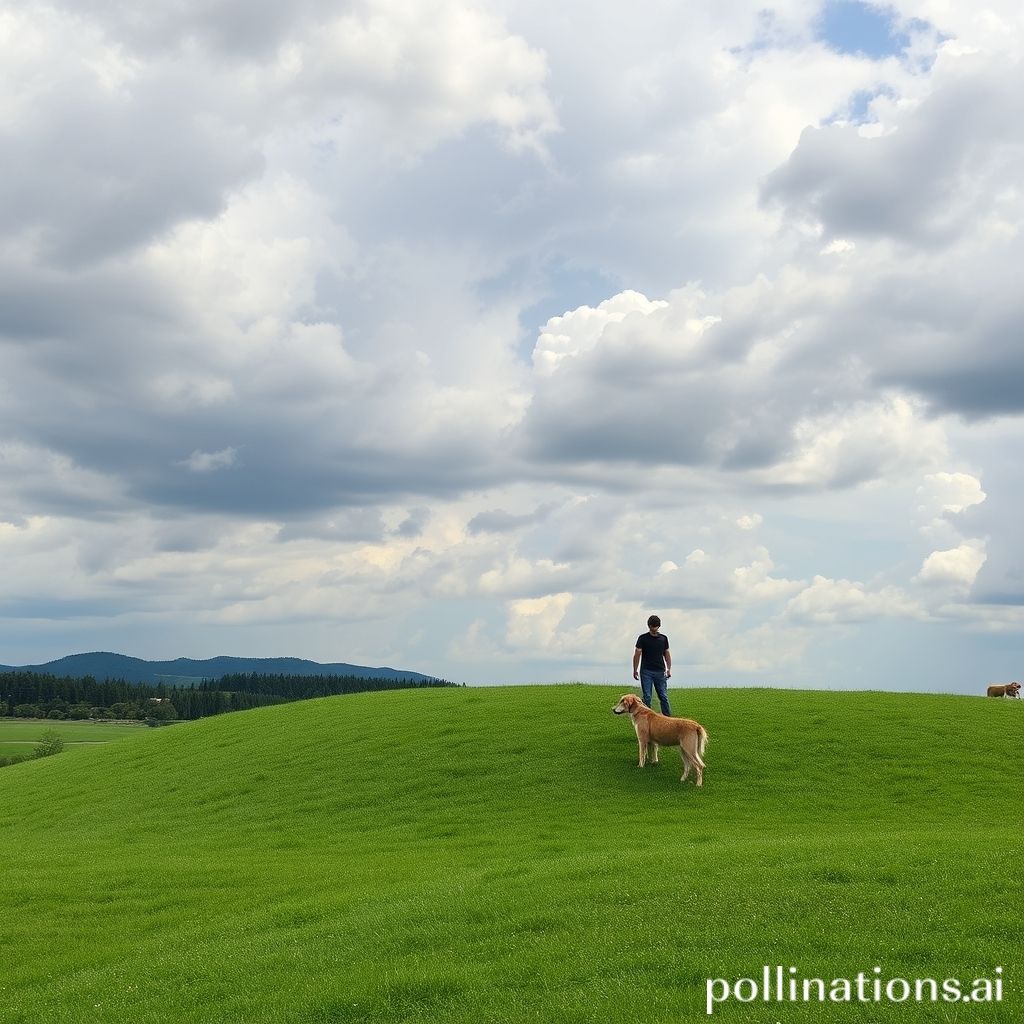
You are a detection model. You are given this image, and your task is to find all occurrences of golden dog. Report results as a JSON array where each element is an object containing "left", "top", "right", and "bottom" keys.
[
  {"left": 612, "top": 693, "right": 708, "bottom": 785},
  {"left": 986, "top": 681, "right": 1021, "bottom": 698}
]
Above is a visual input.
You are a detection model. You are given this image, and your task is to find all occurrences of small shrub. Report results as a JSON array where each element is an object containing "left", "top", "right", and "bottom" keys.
[{"left": 33, "top": 730, "right": 65, "bottom": 759}]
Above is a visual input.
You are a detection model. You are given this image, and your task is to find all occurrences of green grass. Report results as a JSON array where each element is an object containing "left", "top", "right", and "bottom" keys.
[
  {"left": 0, "top": 685, "right": 1021, "bottom": 1023},
  {"left": 0, "top": 718, "right": 150, "bottom": 757}
]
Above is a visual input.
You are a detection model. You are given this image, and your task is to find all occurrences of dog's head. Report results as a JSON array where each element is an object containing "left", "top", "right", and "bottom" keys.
[
  {"left": 612, "top": 693, "right": 642, "bottom": 715},
  {"left": 1009, "top": 682, "right": 1022, "bottom": 697}
]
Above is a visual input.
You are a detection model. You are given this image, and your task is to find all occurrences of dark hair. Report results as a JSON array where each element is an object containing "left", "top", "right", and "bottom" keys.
[{"left": 647, "top": 615, "right": 661, "bottom": 628}]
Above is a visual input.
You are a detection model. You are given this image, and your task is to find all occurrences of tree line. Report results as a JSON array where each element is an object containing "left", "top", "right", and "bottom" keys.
[{"left": 0, "top": 670, "right": 457, "bottom": 723}]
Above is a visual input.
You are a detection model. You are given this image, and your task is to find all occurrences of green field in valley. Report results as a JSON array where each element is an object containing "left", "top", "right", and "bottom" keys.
[
  {"left": 0, "top": 718, "right": 150, "bottom": 758},
  {"left": 0, "top": 685, "right": 1021, "bottom": 1023}
]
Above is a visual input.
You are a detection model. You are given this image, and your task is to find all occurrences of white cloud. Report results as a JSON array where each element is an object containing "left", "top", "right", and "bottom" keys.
[
  {"left": 532, "top": 290, "right": 670, "bottom": 376},
  {"left": 522, "top": 276, "right": 951, "bottom": 492},
  {"left": 476, "top": 556, "right": 579, "bottom": 597},
  {"left": 649, "top": 546, "right": 803, "bottom": 610},
  {"left": 937, "top": 602, "right": 1024, "bottom": 634},
  {"left": 505, "top": 592, "right": 574, "bottom": 649},
  {"left": 756, "top": 395, "right": 948, "bottom": 489},
  {"left": 303, "top": 0, "right": 559, "bottom": 158},
  {"left": 918, "top": 471, "right": 986, "bottom": 515},
  {"left": 786, "top": 576, "right": 922, "bottom": 624},
  {"left": 179, "top": 448, "right": 239, "bottom": 473},
  {"left": 889, "top": 1, "right": 1024, "bottom": 54},
  {"left": 917, "top": 540, "right": 987, "bottom": 588},
  {"left": 915, "top": 470, "right": 987, "bottom": 544},
  {"left": 820, "top": 238, "right": 856, "bottom": 255}
]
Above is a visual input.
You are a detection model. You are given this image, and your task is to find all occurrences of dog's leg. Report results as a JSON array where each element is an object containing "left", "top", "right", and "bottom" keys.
[
  {"left": 632, "top": 720, "right": 647, "bottom": 767},
  {"left": 691, "top": 742, "right": 705, "bottom": 787},
  {"left": 650, "top": 741, "right": 659, "bottom": 764},
  {"left": 681, "top": 738, "right": 705, "bottom": 786}
]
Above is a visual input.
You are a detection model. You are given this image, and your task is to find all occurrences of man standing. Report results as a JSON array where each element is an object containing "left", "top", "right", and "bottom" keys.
[{"left": 633, "top": 614, "right": 672, "bottom": 714}]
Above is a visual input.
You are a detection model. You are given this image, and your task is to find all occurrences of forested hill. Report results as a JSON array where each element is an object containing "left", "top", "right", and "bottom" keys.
[
  {"left": 0, "top": 652, "right": 437, "bottom": 685},
  {"left": 0, "top": 670, "right": 457, "bottom": 724}
]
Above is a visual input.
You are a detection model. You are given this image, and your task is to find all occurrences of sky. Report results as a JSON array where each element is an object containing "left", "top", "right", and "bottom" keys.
[{"left": 2, "top": 0, "right": 1023, "bottom": 692}]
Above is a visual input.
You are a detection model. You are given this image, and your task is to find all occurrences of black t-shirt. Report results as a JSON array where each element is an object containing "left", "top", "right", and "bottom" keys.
[{"left": 635, "top": 632, "right": 669, "bottom": 672}]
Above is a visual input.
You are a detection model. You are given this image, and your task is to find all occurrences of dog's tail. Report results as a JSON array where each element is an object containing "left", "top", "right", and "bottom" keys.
[{"left": 697, "top": 725, "right": 708, "bottom": 760}]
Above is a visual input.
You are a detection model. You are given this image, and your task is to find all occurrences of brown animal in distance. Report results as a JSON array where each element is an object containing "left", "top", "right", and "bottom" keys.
[{"left": 986, "top": 681, "right": 1021, "bottom": 698}]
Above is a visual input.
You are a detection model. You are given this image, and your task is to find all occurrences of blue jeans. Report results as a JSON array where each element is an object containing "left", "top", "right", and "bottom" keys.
[{"left": 639, "top": 669, "right": 671, "bottom": 715}]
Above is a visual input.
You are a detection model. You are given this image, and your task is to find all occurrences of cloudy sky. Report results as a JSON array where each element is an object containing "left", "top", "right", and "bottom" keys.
[{"left": 2, "top": 0, "right": 1023, "bottom": 692}]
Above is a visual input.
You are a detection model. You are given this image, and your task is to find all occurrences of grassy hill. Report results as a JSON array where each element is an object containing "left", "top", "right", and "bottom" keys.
[
  {"left": 0, "top": 719, "right": 148, "bottom": 759},
  {"left": 1, "top": 686, "right": 1020, "bottom": 1023}
]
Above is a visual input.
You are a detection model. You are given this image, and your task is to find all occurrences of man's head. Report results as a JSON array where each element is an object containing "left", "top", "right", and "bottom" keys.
[{"left": 647, "top": 614, "right": 661, "bottom": 633}]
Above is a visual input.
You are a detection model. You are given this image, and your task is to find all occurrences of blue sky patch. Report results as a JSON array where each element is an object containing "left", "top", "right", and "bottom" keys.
[
  {"left": 824, "top": 85, "right": 896, "bottom": 125},
  {"left": 846, "top": 89, "right": 877, "bottom": 121},
  {"left": 519, "top": 262, "right": 623, "bottom": 335},
  {"left": 817, "top": 1, "right": 908, "bottom": 58}
]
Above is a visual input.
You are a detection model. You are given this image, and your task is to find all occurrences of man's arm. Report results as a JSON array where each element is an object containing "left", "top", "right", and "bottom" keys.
[
  {"left": 664, "top": 646, "right": 672, "bottom": 678},
  {"left": 632, "top": 647, "right": 641, "bottom": 680}
]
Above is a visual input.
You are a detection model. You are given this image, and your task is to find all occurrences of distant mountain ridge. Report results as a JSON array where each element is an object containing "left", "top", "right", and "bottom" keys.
[{"left": 0, "top": 651, "right": 438, "bottom": 685}]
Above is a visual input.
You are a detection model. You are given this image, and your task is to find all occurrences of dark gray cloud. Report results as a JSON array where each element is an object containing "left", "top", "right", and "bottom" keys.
[
  {"left": 778, "top": 233, "right": 1024, "bottom": 419},
  {"left": 7, "top": 0, "right": 333, "bottom": 60},
  {"left": 762, "top": 57, "right": 1024, "bottom": 247},
  {"left": 393, "top": 507, "right": 432, "bottom": 539},
  {"left": 515, "top": 308, "right": 870, "bottom": 483},
  {"left": 871, "top": 302, "right": 1024, "bottom": 417},
  {"left": 0, "top": 299, "right": 512, "bottom": 519},
  {"left": 275, "top": 507, "right": 386, "bottom": 544},
  {"left": 0, "top": 595, "right": 146, "bottom": 619},
  {"left": 467, "top": 502, "right": 558, "bottom": 535},
  {"left": 1, "top": 59, "right": 265, "bottom": 266},
  {"left": 520, "top": 382, "right": 722, "bottom": 466}
]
